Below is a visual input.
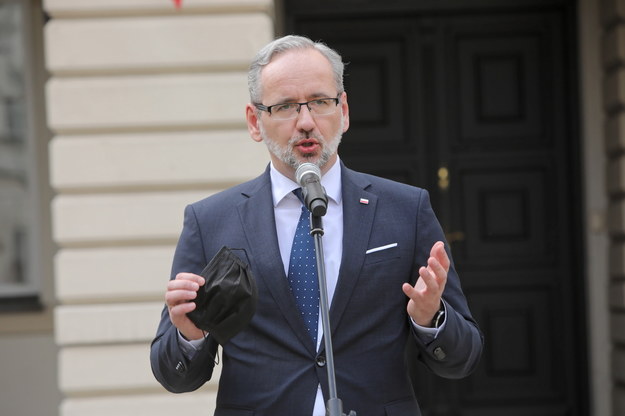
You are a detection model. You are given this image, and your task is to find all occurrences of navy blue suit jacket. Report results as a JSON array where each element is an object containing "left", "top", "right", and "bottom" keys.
[{"left": 151, "top": 163, "right": 483, "bottom": 416}]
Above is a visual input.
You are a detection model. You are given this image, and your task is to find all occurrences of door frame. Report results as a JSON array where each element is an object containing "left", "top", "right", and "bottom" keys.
[{"left": 576, "top": 0, "right": 611, "bottom": 414}]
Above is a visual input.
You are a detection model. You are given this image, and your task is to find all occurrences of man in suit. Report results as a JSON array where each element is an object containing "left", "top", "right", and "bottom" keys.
[{"left": 150, "top": 35, "right": 483, "bottom": 416}]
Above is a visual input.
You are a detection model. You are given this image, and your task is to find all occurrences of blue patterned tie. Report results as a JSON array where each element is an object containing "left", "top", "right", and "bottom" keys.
[{"left": 287, "top": 190, "right": 319, "bottom": 343}]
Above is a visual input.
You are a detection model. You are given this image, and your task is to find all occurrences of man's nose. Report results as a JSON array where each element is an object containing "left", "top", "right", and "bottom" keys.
[{"left": 295, "top": 104, "right": 316, "bottom": 129}]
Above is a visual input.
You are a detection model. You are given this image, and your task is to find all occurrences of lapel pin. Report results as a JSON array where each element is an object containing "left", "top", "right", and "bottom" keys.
[{"left": 359, "top": 198, "right": 369, "bottom": 205}]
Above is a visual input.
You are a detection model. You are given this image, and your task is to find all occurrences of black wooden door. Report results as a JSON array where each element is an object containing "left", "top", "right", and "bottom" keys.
[{"left": 285, "top": 1, "right": 587, "bottom": 415}]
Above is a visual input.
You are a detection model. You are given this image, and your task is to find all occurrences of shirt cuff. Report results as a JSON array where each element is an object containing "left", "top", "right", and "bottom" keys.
[
  {"left": 410, "top": 301, "right": 447, "bottom": 342},
  {"left": 177, "top": 329, "right": 206, "bottom": 359}
]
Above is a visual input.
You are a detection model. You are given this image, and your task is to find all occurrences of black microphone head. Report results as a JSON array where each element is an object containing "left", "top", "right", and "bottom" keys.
[{"left": 295, "top": 162, "right": 321, "bottom": 186}]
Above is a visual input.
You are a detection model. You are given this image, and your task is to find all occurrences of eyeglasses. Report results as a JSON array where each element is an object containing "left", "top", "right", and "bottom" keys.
[{"left": 254, "top": 95, "right": 341, "bottom": 121}]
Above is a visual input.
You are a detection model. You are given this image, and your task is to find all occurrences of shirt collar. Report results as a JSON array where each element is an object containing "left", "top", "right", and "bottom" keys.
[{"left": 270, "top": 158, "right": 342, "bottom": 207}]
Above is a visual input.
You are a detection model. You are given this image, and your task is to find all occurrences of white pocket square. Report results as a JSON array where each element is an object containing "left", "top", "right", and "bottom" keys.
[{"left": 365, "top": 243, "right": 398, "bottom": 254}]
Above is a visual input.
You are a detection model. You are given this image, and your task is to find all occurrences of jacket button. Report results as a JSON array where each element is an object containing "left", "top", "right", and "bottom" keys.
[
  {"left": 175, "top": 361, "right": 187, "bottom": 374},
  {"left": 433, "top": 346, "right": 446, "bottom": 361},
  {"left": 316, "top": 355, "right": 326, "bottom": 367}
]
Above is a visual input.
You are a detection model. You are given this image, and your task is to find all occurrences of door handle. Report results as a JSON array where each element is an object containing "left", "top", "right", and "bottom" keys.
[{"left": 438, "top": 166, "right": 449, "bottom": 191}]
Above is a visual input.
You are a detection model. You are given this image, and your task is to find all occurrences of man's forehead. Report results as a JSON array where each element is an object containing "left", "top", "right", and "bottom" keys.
[
  {"left": 263, "top": 49, "right": 331, "bottom": 76},
  {"left": 260, "top": 49, "right": 335, "bottom": 100}
]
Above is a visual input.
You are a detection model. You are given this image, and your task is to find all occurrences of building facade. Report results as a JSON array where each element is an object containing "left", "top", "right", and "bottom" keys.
[{"left": 0, "top": 0, "right": 619, "bottom": 415}]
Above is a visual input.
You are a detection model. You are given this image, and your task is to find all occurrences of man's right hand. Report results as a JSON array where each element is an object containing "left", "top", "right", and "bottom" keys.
[{"left": 165, "top": 272, "right": 206, "bottom": 341}]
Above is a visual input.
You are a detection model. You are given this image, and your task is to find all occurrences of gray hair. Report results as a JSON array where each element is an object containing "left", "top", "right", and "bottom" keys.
[{"left": 248, "top": 35, "right": 345, "bottom": 103}]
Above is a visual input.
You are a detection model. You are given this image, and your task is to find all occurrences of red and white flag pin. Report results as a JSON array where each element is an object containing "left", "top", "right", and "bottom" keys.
[{"left": 359, "top": 198, "right": 369, "bottom": 205}]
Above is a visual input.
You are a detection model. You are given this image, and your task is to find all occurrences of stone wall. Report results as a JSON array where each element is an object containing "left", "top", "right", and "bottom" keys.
[
  {"left": 42, "top": 0, "right": 273, "bottom": 414},
  {"left": 603, "top": 0, "right": 625, "bottom": 414}
]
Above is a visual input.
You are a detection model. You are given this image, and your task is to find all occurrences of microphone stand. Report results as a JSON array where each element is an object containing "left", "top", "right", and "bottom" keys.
[{"left": 309, "top": 213, "right": 357, "bottom": 416}]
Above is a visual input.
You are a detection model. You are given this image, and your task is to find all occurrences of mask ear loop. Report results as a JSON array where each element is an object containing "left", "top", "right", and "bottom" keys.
[
  {"left": 229, "top": 247, "right": 250, "bottom": 264},
  {"left": 200, "top": 331, "right": 220, "bottom": 366}
]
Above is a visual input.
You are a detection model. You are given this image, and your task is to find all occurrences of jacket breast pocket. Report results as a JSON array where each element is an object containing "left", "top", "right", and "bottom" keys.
[{"left": 364, "top": 243, "right": 400, "bottom": 266}]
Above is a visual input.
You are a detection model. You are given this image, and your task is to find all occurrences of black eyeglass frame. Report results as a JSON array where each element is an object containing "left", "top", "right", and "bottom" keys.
[{"left": 253, "top": 94, "right": 341, "bottom": 117}]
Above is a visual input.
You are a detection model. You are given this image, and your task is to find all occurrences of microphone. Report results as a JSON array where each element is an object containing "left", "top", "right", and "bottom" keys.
[{"left": 295, "top": 163, "right": 328, "bottom": 216}]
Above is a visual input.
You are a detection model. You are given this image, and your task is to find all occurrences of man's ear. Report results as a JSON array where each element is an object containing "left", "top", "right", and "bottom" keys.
[
  {"left": 340, "top": 91, "right": 350, "bottom": 133},
  {"left": 246, "top": 104, "right": 262, "bottom": 143}
]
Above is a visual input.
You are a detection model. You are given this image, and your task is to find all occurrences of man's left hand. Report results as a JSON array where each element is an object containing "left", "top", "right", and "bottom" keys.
[{"left": 402, "top": 241, "right": 450, "bottom": 327}]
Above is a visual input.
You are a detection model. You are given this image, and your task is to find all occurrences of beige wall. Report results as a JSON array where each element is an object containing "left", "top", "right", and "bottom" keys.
[{"left": 43, "top": 0, "right": 272, "bottom": 414}]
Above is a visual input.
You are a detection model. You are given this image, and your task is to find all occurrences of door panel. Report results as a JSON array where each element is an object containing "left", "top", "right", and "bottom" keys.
[
  {"left": 286, "top": 2, "right": 586, "bottom": 415},
  {"left": 453, "top": 27, "right": 546, "bottom": 147}
]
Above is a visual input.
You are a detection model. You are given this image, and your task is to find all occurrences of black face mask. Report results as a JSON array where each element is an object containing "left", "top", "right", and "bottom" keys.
[{"left": 186, "top": 246, "right": 257, "bottom": 345}]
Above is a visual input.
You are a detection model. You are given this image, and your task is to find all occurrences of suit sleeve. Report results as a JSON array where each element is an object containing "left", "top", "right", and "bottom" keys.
[
  {"left": 410, "top": 190, "right": 484, "bottom": 379},
  {"left": 150, "top": 204, "right": 220, "bottom": 393}
]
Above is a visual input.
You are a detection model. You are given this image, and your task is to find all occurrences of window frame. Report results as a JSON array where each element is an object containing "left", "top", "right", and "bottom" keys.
[{"left": 0, "top": 0, "right": 52, "bottom": 314}]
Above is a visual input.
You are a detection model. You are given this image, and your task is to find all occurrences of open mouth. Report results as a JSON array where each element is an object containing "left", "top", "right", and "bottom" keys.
[{"left": 295, "top": 139, "right": 319, "bottom": 153}]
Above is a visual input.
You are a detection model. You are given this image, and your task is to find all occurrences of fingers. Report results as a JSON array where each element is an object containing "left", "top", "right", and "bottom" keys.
[
  {"left": 418, "top": 266, "right": 440, "bottom": 294},
  {"left": 426, "top": 258, "right": 446, "bottom": 287},
  {"left": 167, "top": 298, "right": 197, "bottom": 317},
  {"left": 404, "top": 263, "right": 443, "bottom": 306},
  {"left": 407, "top": 242, "right": 449, "bottom": 296},
  {"left": 173, "top": 272, "right": 205, "bottom": 287},
  {"left": 166, "top": 272, "right": 206, "bottom": 340},
  {"left": 402, "top": 241, "right": 450, "bottom": 326},
  {"left": 418, "top": 245, "right": 447, "bottom": 291},
  {"left": 165, "top": 273, "right": 205, "bottom": 306},
  {"left": 402, "top": 281, "right": 417, "bottom": 298},
  {"left": 430, "top": 241, "right": 450, "bottom": 272},
  {"left": 424, "top": 241, "right": 449, "bottom": 287}
]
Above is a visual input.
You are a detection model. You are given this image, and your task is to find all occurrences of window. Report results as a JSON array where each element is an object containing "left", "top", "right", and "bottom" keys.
[{"left": 0, "top": 0, "right": 48, "bottom": 310}]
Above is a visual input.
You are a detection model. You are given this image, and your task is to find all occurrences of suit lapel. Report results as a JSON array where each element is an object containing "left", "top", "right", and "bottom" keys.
[
  {"left": 237, "top": 168, "right": 318, "bottom": 354},
  {"left": 328, "top": 166, "right": 377, "bottom": 335}
]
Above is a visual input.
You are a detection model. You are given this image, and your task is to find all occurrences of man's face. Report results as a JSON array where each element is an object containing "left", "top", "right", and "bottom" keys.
[
  {"left": 258, "top": 106, "right": 344, "bottom": 174},
  {"left": 246, "top": 48, "right": 350, "bottom": 179}
]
